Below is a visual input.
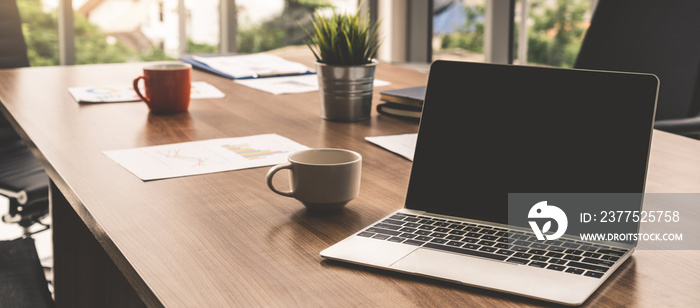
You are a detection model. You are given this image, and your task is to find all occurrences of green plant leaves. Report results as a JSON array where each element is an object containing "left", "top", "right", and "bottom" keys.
[{"left": 304, "top": 6, "right": 381, "bottom": 66}]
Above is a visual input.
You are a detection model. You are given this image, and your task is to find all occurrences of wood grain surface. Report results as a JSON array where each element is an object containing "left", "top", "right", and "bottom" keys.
[{"left": 0, "top": 59, "right": 698, "bottom": 307}]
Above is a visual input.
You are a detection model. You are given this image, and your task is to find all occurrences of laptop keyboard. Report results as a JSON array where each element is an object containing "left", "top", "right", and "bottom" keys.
[{"left": 357, "top": 212, "right": 628, "bottom": 279}]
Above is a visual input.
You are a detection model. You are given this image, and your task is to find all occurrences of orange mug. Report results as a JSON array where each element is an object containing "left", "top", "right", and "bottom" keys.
[{"left": 133, "top": 62, "right": 192, "bottom": 113}]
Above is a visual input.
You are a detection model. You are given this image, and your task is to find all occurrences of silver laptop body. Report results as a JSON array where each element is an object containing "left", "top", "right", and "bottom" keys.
[{"left": 321, "top": 61, "right": 659, "bottom": 306}]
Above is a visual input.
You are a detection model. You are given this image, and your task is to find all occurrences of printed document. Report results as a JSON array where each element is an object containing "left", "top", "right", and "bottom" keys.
[
  {"left": 235, "top": 75, "right": 390, "bottom": 95},
  {"left": 104, "top": 134, "right": 308, "bottom": 181},
  {"left": 69, "top": 81, "right": 225, "bottom": 103},
  {"left": 365, "top": 133, "right": 417, "bottom": 161}
]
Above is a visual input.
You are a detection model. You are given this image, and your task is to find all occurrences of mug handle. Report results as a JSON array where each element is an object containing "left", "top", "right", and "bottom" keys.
[
  {"left": 265, "top": 163, "right": 294, "bottom": 197},
  {"left": 133, "top": 76, "right": 149, "bottom": 104}
]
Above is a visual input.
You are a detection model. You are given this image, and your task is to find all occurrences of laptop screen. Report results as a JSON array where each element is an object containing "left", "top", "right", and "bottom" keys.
[{"left": 404, "top": 61, "right": 658, "bottom": 226}]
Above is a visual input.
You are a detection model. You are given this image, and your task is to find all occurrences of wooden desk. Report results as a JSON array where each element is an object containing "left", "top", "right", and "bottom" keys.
[{"left": 0, "top": 60, "right": 698, "bottom": 307}]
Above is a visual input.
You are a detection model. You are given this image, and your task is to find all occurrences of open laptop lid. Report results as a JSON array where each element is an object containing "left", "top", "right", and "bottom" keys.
[{"left": 405, "top": 61, "right": 658, "bottom": 232}]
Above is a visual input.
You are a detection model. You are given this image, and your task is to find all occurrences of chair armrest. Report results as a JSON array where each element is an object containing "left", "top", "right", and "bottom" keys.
[
  {"left": 654, "top": 117, "right": 700, "bottom": 135},
  {"left": 0, "top": 186, "right": 27, "bottom": 204}
]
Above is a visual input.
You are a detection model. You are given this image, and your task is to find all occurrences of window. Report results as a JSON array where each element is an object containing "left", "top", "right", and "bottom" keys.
[
  {"left": 18, "top": 0, "right": 59, "bottom": 66},
  {"left": 75, "top": 0, "right": 173, "bottom": 63},
  {"left": 185, "top": 0, "right": 219, "bottom": 54},
  {"left": 19, "top": 0, "right": 359, "bottom": 66},
  {"left": 432, "top": 0, "right": 487, "bottom": 63},
  {"left": 235, "top": 0, "right": 357, "bottom": 54},
  {"left": 425, "top": 0, "right": 596, "bottom": 67},
  {"left": 514, "top": 0, "right": 595, "bottom": 67}
]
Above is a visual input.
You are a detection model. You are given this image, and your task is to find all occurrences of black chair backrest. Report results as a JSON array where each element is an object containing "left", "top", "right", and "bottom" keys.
[
  {"left": 0, "top": 238, "right": 54, "bottom": 308},
  {"left": 0, "top": 1, "right": 49, "bottom": 235},
  {"left": 0, "top": 0, "right": 30, "bottom": 69},
  {"left": 0, "top": 0, "right": 30, "bottom": 137},
  {"left": 574, "top": 0, "right": 700, "bottom": 120}
]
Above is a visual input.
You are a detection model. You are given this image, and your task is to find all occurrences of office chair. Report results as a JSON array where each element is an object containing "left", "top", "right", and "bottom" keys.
[
  {"left": 0, "top": 1, "right": 54, "bottom": 307},
  {"left": 0, "top": 238, "right": 54, "bottom": 308},
  {"left": 0, "top": 0, "right": 29, "bottom": 69},
  {"left": 0, "top": 0, "right": 50, "bottom": 235},
  {"left": 574, "top": 0, "right": 700, "bottom": 137}
]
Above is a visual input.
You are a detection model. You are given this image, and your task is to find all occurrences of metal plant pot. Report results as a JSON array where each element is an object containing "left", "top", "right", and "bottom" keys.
[{"left": 316, "top": 61, "right": 377, "bottom": 122}]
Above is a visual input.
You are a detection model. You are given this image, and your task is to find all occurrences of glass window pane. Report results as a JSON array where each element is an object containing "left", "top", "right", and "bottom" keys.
[
  {"left": 514, "top": 0, "right": 595, "bottom": 68},
  {"left": 185, "top": 0, "right": 220, "bottom": 54},
  {"left": 432, "top": 0, "right": 487, "bottom": 63},
  {"left": 18, "top": 0, "right": 60, "bottom": 66},
  {"left": 21, "top": 0, "right": 364, "bottom": 66},
  {"left": 74, "top": 0, "right": 178, "bottom": 63},
  {"left": 235, "top": 0, "right": 357, "bottom": 55}
]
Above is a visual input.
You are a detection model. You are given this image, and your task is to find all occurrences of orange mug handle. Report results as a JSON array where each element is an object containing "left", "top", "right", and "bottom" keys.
[{"left": 133, "top": 76, "right": 149, "bottom": 104}]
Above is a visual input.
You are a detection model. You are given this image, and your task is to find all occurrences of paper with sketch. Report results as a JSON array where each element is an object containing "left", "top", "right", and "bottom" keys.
[
  {"left": 235, "top": 74, "right": 391, "bottom": 95},
  {"left": 193, "top": 54, "right": 312, "bottom": 79},
  {"left": 104, "top": 134, "right": 308, "bottom": 181},
  {"left": 365, "top": 133, "right": 417, "bottom": 161},
  {"left": 69, "top": 81, "right": 225, "bottom": 103}
]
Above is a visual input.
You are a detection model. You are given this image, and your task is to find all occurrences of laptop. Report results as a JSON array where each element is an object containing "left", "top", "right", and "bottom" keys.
[{"left": 321, "top": 61, "right": 659, "bottom": 305}]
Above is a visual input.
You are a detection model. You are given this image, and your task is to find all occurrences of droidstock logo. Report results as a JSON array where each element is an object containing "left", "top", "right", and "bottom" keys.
[{"left": 528, "top": 201, "right": 568, "bottom": 240}]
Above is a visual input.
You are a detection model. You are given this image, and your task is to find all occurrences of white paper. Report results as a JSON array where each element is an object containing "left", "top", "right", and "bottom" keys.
[
  {"left": 235, "top": 74, "right": 391, "bottom": 95},
  {"left": 373, "top": 79, "right": 391, "bottom": 87},
  {"left": 104, "top": 134, "right": 309, "bottom": 181},
  {"left": 190, "top": 81, "right": 226, "bottom": 99},
  {"left": 235, "top": 74, "right": 320, "bottom": 95},
  {"left": 193, "top": 54, "right": 312, "bottom": 79},
  {"left": 69, "top": 81, "right": 225, "bottom": 103},
  {"left": 365, "top": 133, "right": 417, "bottom": 161},
  {"left": 68, "top": 84, "right": 141, "bottom": 103}
]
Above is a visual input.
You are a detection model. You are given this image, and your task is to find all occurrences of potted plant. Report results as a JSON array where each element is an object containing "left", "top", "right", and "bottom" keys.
[{"left": 305, "top": 7, "right": 381, "bottom": 121}]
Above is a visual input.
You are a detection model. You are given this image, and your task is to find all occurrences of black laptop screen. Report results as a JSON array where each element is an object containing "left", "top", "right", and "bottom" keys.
[{"left": 404, "top": 61, "right": 658, "bottom": 225}]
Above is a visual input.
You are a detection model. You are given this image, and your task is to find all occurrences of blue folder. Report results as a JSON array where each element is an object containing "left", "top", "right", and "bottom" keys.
[{"left": 178, "top": 56, "right": 316, "bottom": 80}]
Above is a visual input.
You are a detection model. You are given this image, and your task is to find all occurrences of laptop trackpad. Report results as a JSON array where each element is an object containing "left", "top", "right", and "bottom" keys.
[
  {"left": 391, "top": 248, "right": 507, "bottom": 283},
  {"left": 391, "top": 248, "right": 595, "bottom": 305},
  {"left": 321, "top": 236, "right": 419, "bottom": 268}
]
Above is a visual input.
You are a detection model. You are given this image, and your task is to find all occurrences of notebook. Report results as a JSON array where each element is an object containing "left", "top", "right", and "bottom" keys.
[
  {"left": 379, "top": 85, "right": 426, "bottom": 106},
  {"left": 321, "top": 61, "right": 659, "bottom": 305}
]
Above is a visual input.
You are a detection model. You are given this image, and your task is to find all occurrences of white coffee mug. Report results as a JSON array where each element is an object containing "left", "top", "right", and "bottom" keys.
[{"left": 266, "top": 148, "right": 362, "bottom": 210}]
